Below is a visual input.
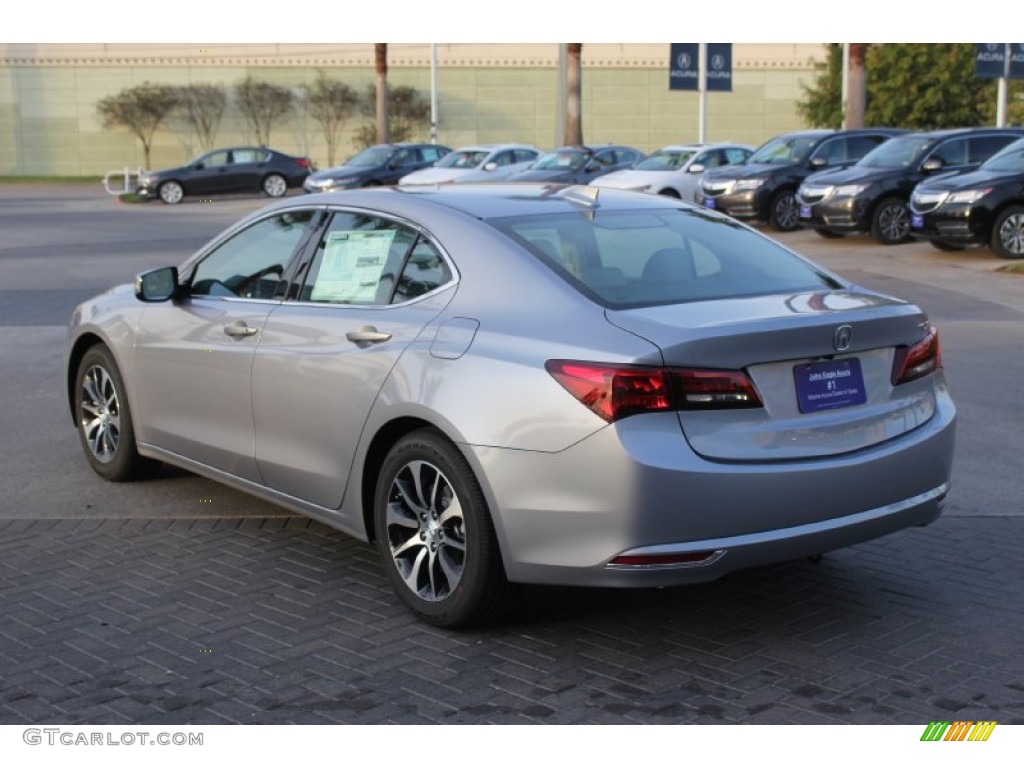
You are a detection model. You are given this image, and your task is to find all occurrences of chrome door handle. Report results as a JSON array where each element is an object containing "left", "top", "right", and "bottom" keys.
[
  {"left": 223, "top": 321, "right": 258, "bottom": 338},
  {"left": 346, "top": 325, "right": 392, "bottom": 344}
]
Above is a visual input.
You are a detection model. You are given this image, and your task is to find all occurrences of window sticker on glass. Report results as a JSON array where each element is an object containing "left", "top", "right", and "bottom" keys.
[{"left": 310, "top": 230, "right": 397, "bottom": 303}]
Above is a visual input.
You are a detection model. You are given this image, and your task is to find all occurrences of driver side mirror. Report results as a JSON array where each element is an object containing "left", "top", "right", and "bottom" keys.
[
  {"left": 808, "top": 156, "right": 828, "bottom": 170},
  {"left": 688, "top": 163, "right": 705, "bottom": 174},
  {"left": 135, "top": 266, "right": 180, "bottom": 303},
  {"left": 921, "top": 158, "right": 944, "bottom": 173},
  {"left": 483, "top": 162, "right": 498, "bottom": 172}
]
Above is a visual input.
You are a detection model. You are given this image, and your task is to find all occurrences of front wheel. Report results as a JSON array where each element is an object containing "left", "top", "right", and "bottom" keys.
[
  {"left": 871, "top": 197, "right": 911, "bottom": 245},
  {"left": 374, "top": 429, "right": 515, "bottom": 627},
  {"left": 158, "top": 181, "right": 184, "bottom": 205},
  {"left": 74, "top": 345, "right": 157, "bottom": 481},
  {"left": 768, "top": 190, "right": 800, "bottom": 232},
  {"left": 262, "top": 173, "right": 288, "bottom": 198},
  {"left": 991, "top": 205, "right": 1024, "bottom": 259}
]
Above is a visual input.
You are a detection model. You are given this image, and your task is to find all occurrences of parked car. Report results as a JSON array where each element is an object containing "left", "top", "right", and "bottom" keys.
[
  {"left": 696, "top": 129, "right": 905, "bottom": 231},
  {"left": 136, "top": 147, "right": 314, "bottom": 205},
  {"left": 66, "top": 184, "right": 955, "bottom": 627},
  {"left": 399, "top": 144, "right": 541, "bottom": 185},
  {"left": 508, "top": 144, "right": 644, "bottom": 184},
  {"left": 797, "top": 127, "right": 1024, "bottom": 244},
  {"left": 908, "top": 137, "right": 1024, "bottom": 258},
  {"left": 590, "top": 142, "right": 753, "bottom": 202},
  {"left": 303, "top": 143, "right": 451, "bottom": 192}
]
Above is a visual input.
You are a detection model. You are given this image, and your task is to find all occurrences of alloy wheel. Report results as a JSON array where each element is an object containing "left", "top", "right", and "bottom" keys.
[
  {"left": 79, "top": 364, "right": 121, "bottom": 463},
  {"left": 997, "top": 211, "right": 1024, "bottom": 257}
]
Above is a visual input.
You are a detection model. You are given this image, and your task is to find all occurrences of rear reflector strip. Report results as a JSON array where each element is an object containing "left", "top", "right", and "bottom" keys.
[{"left": 607, "top": 549, "right": 726, "bottom": 570}]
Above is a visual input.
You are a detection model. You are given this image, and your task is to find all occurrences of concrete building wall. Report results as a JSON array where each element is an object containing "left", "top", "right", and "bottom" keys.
[{"left": 0, "top": 43, "right": 826, "bottom": 175}]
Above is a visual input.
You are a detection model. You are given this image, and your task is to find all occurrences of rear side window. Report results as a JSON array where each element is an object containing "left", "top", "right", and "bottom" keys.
[
  {"left": 489, "top": 209, "right": 839, "bottom": 308},
  {"left": 969, "top": 135, "right": 1020, "bottom": 163}
]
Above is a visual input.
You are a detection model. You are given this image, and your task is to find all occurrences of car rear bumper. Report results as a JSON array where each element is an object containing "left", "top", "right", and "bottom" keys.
[{"left": 470, "top": 382, "right": 956, "bottom": 587}]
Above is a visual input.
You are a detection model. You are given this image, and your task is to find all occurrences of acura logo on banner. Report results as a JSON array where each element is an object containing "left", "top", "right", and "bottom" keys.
[
  {"left": 975, "top": 43, "right": 1024, "bottom": 79},
  {"left": 669, "top": 43, "right": 699, "bottom": 90},
  {"left": 706, "top": 44, "right": 733, "bottom": 92}
]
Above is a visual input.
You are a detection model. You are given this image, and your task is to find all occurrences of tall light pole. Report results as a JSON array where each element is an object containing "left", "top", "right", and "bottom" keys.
[{"left": 430, "top": 43, "right": 439, "bottom": 144}]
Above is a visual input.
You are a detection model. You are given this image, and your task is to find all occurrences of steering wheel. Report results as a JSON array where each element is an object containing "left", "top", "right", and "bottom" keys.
[{"left": 234, "top": 265, "right": 284, "bottom": 298}]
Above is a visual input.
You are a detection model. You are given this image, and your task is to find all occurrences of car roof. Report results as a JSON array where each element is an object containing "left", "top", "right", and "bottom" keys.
[
  {"left": 252, "top": 183, "right": 682, "bottom": 223},
  {"left": 453, "top": 143, "right": 538, "bottom": 152},
  {"left": 885, "top": 127, "right": 1024, "bottom": 140},
  {"left": 655, "top": 142, "right": 750, "bottom": 152}
]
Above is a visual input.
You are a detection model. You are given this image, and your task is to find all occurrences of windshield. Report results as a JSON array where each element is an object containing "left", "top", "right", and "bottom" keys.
[
  {"left": 532, "top": 150, "right": 589, "bottom": 171},
  {"left": 635, "top": 150, "right": 696, "bottom": 171},
  {"left": 981, "top": 139, "right": 1024, "bottom": 172},
  {"left": 856, "top": 136, "right": 933, "bottom": 168},
  {"left": 345, "top": 147, "right": 394, "bottom": 167},
  {"left": 488, "top": 208, "right": 840, "bottom": 309},
  {"left": 437, "top": 150, "right": 490, "bottom": 169},
  {"left": 748, "top": 136, "right": 820, "bottom": 165}
]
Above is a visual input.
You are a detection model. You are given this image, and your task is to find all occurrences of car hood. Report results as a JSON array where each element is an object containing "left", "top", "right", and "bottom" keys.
[
  {"left": 915, "top": 167, "right": 1023, "bottom": 192},
  {"left": 400, "top": 167, "right": 471, "bottom": 185},
  {"left": 705, "top": 162, "right": 791, "bottom": 181},
  {"left": 309, "top": 166, "right": 374, "bottom": 181},
  {"left": 804, "top": 166, "right": 903, "bottom": 186},
  {"left": 592, "top": 169, "right": 674, "bottom": 189}
]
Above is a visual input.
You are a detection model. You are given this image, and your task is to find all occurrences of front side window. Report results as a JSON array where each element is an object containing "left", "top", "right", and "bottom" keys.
[
  {"left": 189, "top": 211, "right": 315, "bottom": 299},
  {"left": 489, "top": 208, "right": 839, "bottom": 308},
  {"left": 199, "top": 150, "right": 230, "bottom": 168},
  {"left": 931, "top": 138, "right": 968, "bottom": 167}
]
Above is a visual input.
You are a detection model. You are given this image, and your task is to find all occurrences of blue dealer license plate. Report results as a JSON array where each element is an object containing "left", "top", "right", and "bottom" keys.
[
  {"left": 911, "top": 214, "right": 924, "bottom": 229},
  {"left": 794, "top": 358, "right": 867, "bottom": 414}
]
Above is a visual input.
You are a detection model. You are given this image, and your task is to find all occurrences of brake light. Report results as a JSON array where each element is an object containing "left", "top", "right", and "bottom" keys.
[
  {"left": 546, "top": 361, "right": 763, "bottom": 423},
  {"left": 891, "top": 324, "right": 941, "bottom": 385},
  {"left": 296, "top": 158, "right": 311, "bottom": 169}
]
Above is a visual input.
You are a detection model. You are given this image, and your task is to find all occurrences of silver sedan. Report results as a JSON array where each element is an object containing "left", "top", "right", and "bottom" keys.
[{"left": 66, "top": 185, "right": 956, "bottom": 627}]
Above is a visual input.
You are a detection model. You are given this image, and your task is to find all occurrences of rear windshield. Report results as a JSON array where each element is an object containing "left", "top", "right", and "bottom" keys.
[{"left": 488, "top": 208, "right": 840, "bottom": 308}]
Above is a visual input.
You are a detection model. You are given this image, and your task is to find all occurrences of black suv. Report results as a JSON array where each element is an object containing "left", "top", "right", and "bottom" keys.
[
  {"left": 695, "top": 129, "right": 903, "bottom": 231},
  {"left": 303, "top": 143, "right": 452, "bottom": 192},
  {"left": 797, "top": 127, "right": 1024, "bottom": 244},
  {"left": 909, "top": 137, "right": 1024, "bottom": 258}
]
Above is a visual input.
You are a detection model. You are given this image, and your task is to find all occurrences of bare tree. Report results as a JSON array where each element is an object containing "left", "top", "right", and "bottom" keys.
[
  {"left": 176, "top": 83, "right": 226, "bottom": 152},
  {"left": 353, "top": 85, "right": 430, "bottom": 149},
  {"left": 235, "top": 76, "right": 295, "bottom": 147},
  {"left": 846, "top": 44, "right": 869, "bottom": 129},
  {"left": 565, "top": 43, "right": 583, "bottom": 145},
  {"left": 375, "top": 44, "right": 390, "bottom": 144},
  {"left": 301, "top": 71, "right": 358, "bottom": 166},
  {"left": 96, "top": 82, "right": 179, "bottom": 169}
]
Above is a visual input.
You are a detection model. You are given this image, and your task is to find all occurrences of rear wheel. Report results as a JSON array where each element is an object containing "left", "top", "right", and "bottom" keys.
[
  {"left": 262, "top": 173, "right": 287, "bottom": 198},
  {"left": 991, "top": 205, "right": 1024, "bottom": 259},
  {"left": 74, "top": 345, "right": 157, "bottom": 481},
  {"left": 374, "top": 429, "right": 515, "bottom": 627},
  {"left": 768, "top": 189, "right": 800, "bottom": 232},
  {"left": 871, "top": 197, "right": 911, "bottom": 245},
  {"left": 158, "top": 181, "right": 184, "bottom": 205}
]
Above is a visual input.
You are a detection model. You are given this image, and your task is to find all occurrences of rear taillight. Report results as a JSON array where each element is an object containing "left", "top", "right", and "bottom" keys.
[
  {"left": 891, "top": 324, "right": 941, "bottom": 386},
  {"left": 296, "top": 158, "right": 311, "bottom": 169},
  {"left": 546, "top": 360, "right": 763, "bottom": 423}
]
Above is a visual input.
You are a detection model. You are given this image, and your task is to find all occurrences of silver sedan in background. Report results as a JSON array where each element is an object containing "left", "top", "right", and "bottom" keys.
[{"left": 66, "top": 185, "right": 956, "bottom": 627}]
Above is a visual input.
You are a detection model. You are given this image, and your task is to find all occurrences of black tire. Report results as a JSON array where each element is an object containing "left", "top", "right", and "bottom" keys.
[
  {"left": 814, "top": 228, "right": 844, "bottom": 239},
  {"left": 870, "top": 197, "right": 911, "bottom": 245},
  {"left": 158, "top": 180, "right": 184, "bottom": 205},
  {"left": 74, "top": 344, "right": 157, "bottom": 482},
  {"left": 374, "top": 429, "right": 516, "bottom": 627},
  {"left": 768, "top": 189, "right": 800, "bottom": 232},
  {"left": 930, "top": 240, "right": 966, "bottom": 252},
  {"left": 262, "top": 173, "right": 288, "bottom": 198},
  {"left": 990, "top": 205, "right": 1024, "bottom": 259}
]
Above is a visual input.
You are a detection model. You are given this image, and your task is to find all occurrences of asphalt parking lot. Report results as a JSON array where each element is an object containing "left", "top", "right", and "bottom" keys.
[{"left": 1, "top": 184, "right": 1022, "bottom": 725}]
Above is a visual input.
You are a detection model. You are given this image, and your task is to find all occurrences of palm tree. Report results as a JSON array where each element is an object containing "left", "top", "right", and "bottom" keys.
[
  {"left": 565, "top": 44, "right": 583, "bottom": 145},
  {"left": 375, "top": 43, "right": 390, "bottom": 144}
]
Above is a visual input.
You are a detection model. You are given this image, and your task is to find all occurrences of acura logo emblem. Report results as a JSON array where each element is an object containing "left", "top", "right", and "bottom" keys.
[{"left": 833, "top": 325, "right": 853, "bottom": 352}]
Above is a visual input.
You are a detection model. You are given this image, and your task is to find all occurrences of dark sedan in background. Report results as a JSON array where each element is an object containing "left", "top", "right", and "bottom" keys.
[
  {"left": 137, "top": 147, "right": 314, "bottom": 204},
  {"left": 508, "top": 145, "right": 644, "bottom": 184},
  {"left": 696, "top": 129, "right": 905, "bottom": 232},
  {"left": 303, "top": 143, "right": 451, "bottom": 192},
  {"left": 797, "top": 127, "right": 1024, "bottom": 244},
  {"left": 909, "top": 137, "right": 1024, "bottom": 258}
]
